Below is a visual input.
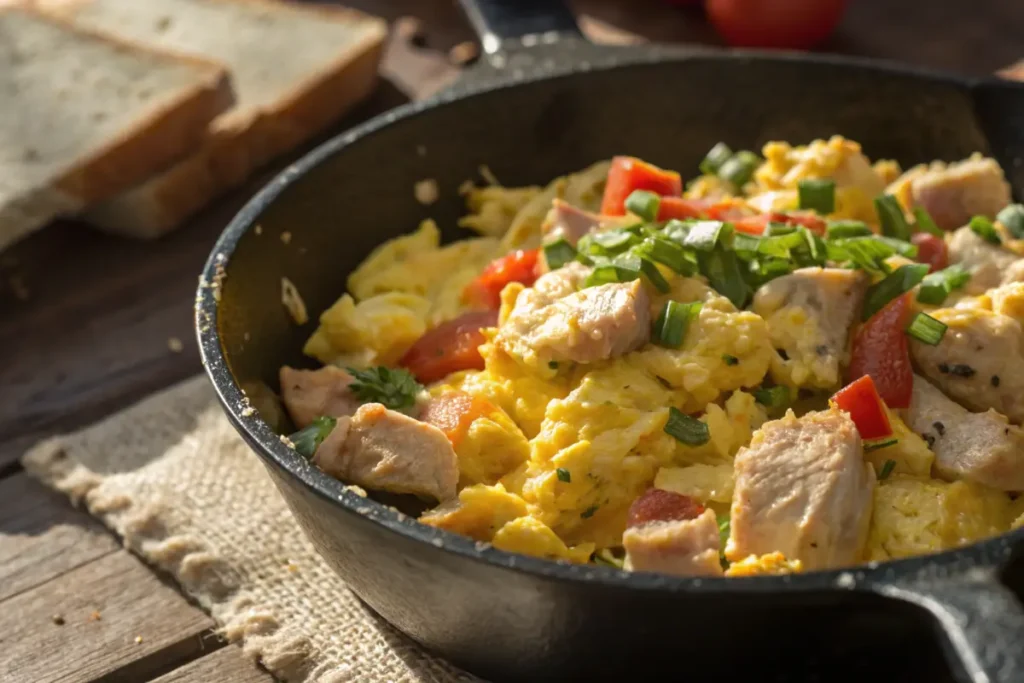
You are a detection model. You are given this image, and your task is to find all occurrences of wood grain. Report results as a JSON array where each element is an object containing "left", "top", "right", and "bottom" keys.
[
  {"left": 0, "top": 473, "right": 119, "bottom": 602},
  {"left": 0, "top": 551, "right": 215, "bottom": 683},
  {"left": 150, "top": 646, "right": 275, "bottom": 683}
]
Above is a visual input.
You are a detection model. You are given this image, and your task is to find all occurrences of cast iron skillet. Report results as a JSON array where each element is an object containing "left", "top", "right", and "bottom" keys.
[{"left": 197, "top": 1, "right": 1024, "bottom": 680}]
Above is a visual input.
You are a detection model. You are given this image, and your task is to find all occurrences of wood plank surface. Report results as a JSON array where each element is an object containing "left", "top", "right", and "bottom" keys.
[
  {"left": 0, "top": 473, "right": 119, "bottom": 602},
  {"left": 0, "top": 551, "right": 215, "bottom": 683},
  {"left": 150, "top": 646, "right": 275, "bottom": 683}
]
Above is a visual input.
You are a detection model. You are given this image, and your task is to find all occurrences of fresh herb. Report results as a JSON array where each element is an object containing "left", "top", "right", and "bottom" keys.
[
  {"left": 718, "top": 150, "right": 760, "bottom": 188},
  {"left": 592, "top": 229, "right": 638, "bottom": 252},
  {"left": 754, "top": 385, "right": 791, "bottom": 411},
  {"left": 634, "top": 235, "right": 696, "bottom": 275},
  {"left": 757, "top": 230, "right": 806, "bottom": 259},
  {"left": 543, "top": 238, "right": 577, "bottom": 270},
  {"left": 700, "top": 142, "right": 733, "bottom": 176},
  {"left": 875, "top": 194, "right": 912, "bottom": 241},
  {"left": 912, "top": 207, "right": 942, "bottom": 237},
  {"left": 699, "top": 248, "right": 751, "bottom": 309},
  {"left": 625, "top": 190, "right": 661, "bottom": 222},
  {"left": 826, "top": 220, "right": 873, "bottom": 240},
  {"left": 717, "top": 513, "right": 731, "bottom": 567},
  {"left": 288, "top": 416, "right": 337, "bottom": 458},
  {"left": 906, "top": 312, "right": 948, "bottom": 346},
  {"left": 347, "top": 366, "right": 423, "bottom": 412},
  {"left": 584, "top": 262, "right": 640, "bottom": 288},
  {"left": 683, "top": 220, "right": 728, "bottom": 252},
  {"left": 826, "top": 237, "right": 897, "bottom": 275},
  {"left": 997, "top": 204, "right": 1024, "bottom": 239},
  {"left": 722, "top": 354, "right": 739, "bottom": 366},
  {"left": 877, "top": 236, "right": 919, "bottom": 259},
  {"left": 916, "top": 264, "right": 971, "bottom": 306},
  {"left": 638, "top": 257, "right": 670, "bottom": 293},
  {"left": 548, "top": 361, "right": 559, "bottom": 370},
  {"left": 664, "top": 406, "right": 711, "bottom": 446},
  {"left": 970, "top": 215, "right": 1001, "bottom": 244},
  {"left": 556, "top": 468, "right": 571, "bottom": 483},
  {"left": 731, "top": 232, "right": 762, "bottom": 258},
  {"left": 798, "top": 178, "right": 836, "bottom": 214},
  {"left": 581, "top": 505, "right": 599, "bottom": 519},
  {"left": 861, "top": 264, "right": 930, "bottom": 321},
  {"left": 652, "top": 300, "right": 702, "bottom": 348},
  {"left": 877, "top": 459, "right": 897, "bottom": 479}
]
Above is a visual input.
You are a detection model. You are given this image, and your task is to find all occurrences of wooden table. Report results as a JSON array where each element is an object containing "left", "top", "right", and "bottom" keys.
[{"left": 1, "top": 1, "right": 1021, "bottom": 680}]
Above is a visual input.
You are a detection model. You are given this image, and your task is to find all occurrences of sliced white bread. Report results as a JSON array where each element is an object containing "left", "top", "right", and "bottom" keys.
[
  {"left": 0, "top": 6, "right": 233, "bottom": 248},
  {"left": 37, "top": 0, "right": 387, "bottom": 238}
]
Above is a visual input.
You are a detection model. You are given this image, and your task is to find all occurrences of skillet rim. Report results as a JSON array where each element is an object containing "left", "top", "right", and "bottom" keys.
[{"left": 197, "top": 46, "right": 1024, "bottom": 594}]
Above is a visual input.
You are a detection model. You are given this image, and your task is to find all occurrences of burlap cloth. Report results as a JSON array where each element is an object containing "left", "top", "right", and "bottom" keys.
[{"left": 21, "top": 375, "right": 481, "bottom": 683}]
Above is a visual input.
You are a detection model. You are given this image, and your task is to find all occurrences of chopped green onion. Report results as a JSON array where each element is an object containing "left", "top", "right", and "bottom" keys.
[
  {"left": 877, "top": 236, "right": 919, "bottom": 259},
  {"left": 289, "top": 416, "right": 337, "bottom": 458},
  {"left": 717, "top": 514, "right": 731, "bottom": 553},
  {"left": 826, "top": 220, "right": 873, "bottom": 239},
  {"left": 906, "top": 312, "right": 948, "bottom": 346},
  {"left": 543, "top": 238, "right": 577, "bottom": 269},
  {"left": 912, "top": 207, "right": 942, "bottom": 237},
  {"left": 548, "top": 361, "right": 559, "bottom": 370},
  {"left": 765, "top": 222, "right": 797, "bottom": 236},
  {"left": 652, "top": 300, "right": 701, "bottom": 348},
  {"left": 581, "top": 505, "right": 599, "bottom": 519},
  {"left": 757, "top": 230, "right": 805, "bottom": 259},
  {"left": 731, "top": 232, "right": 761, "bottom": 258},
  {"left": 634, "top": 236, "right": 696, "bottom": 275},
  {"left": 722, "top": 354, "right": 739, "bottom": 366},
  {"left": 639, "top": 257, "right": 670, "bottom": 293},
  {"left": 592, "top": 229, "right": 637, "bottom": 252},
  {"left": 661, "top": 219, "right": 693, "bottom": 244},
  {"left": 861, "top": 263, "right": 930, "bottom": 321},
  {"left": 718, "top": 150, "right": 760, "bottom": 188},
  {"left": 683, "top": 220, "right": 727, "bottom": 252},
  {"left": 876, "top": 459, "right": 897, "bottom": 479},
  {"left": 700, "top": 142, "right": 733, "bottom": 176},
  {"left": 556, "top": 467, "right": 571, "bottom": 483},
  {"left": 998, "top": 204, "right": 1024, "bottom": 239},
  {"left": 594, "top": 548, "right": 625, "bottom": 569},
  {"left": 745, "top": 257, "right": 794, "bottom": 288},
  {"left": 664, "top": 406, "right": 710, "bottom": 446},
  {"left": 798, "top": 178, "right": 836, "bottom": 214},
  {"left": 970, "top": 215, "right": 1001, "bottom": 244},
  {"left": 584, "top": 263, "right": 640, "bottom": 288},
  {"left": 792, "top": 228, "right": 828, "bottom": 267},
  {"left": 625, "top": 190, "right": 661, "bottom": 222},
  {"left": 917, "top": 264, "right": 970, "bottom": 306},
  {"left": 753, "top": 385, "right": 791, "bottom": 412},
  {"left": 699, "top": 249, "right": 751, "bottom": 309},
  {"left": 865, "top": 440, "right": 898, "bottom": 454},
  {"left": 827, "top": 237, "right": 897, "bottom": 275},
  {"left": 875, "top": 194, "right": 912, "bottom": 241}
]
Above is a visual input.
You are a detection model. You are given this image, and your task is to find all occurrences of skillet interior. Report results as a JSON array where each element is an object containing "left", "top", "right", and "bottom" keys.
[{"left": 206, "top": 54, "right": 1024, "bottom": 681}]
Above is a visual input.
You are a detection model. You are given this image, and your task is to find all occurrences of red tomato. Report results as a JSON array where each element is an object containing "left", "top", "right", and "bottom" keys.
[
  {"left": 705, "top": 0, "right": 848, "bottom": 50},
  {"left": 463, "top": 248, "right": 540, "bottom": 310},
  {"left": 846, "top": 293, "right": 915, "bottom": 410},
  {"left": 832, "top": 375, "right": 894, "bottom": 441},
  {"left": 601, "top": 156, "right": 683, "bottom": 216},
  {"left": 733, "top": 211, "right": 827, "bottom": 236},
  {"left": 657, "top": 196, "right": 710, "bottom": 221},
  {"left": 705, "top": 200, "right": 756, "bottom": 222},
  {"left": 911, "top": 232, "right": 949, "bottom": 272},
  {"left": 626, "top": 488, "right": 705, "bottom": 529},
  {"left": 419, "top": 390, "right": 496, "bottom": 448},
  {"left": 398, "top": 310, "right": 498, "bottom": 384}
]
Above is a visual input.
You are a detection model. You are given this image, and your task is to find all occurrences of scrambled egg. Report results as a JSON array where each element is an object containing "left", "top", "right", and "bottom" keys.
[{"left": 725, "top": 552, "right": 802, "bottom": 577}]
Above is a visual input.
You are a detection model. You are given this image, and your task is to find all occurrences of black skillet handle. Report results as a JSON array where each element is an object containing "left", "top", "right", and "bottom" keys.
[
  {"left": 457, "top": 0, "right": 585, "bottom": 66},
  {"left": 869, "top": 567, "right": 1024, "bottom": 682}
]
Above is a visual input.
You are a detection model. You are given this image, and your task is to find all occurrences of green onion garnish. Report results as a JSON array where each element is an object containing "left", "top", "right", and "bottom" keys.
[
  {"left": 877, "top": 459, "right": 897, "bottom": 479},
  {"left": 997, "top": 204, "right": 1024, "bottom": 239},
  {"left": 700, "top": 142, "right": 733, "bottom": 176},
  {"left": 798, "top": 178, "right": 836, "bottom": 214},
  {"left": 594, "top": 548, "right": 625, "bottom": 568},
  {"left": 664, "top": 406, "right": 711, "bottom": 446},
  {"left": 970, "top": 215, "right": 1001, "bottom": 244},
  {"left": 717, "top": 514, "right": 731, "bottom": 562},
  {"left": 556, "top": 467, "right": 571, "bottom": 483},
  {"left": 543, "top": 238, "right": 577, "bottom": 270},
  {"left": 625, "top": 190, "right": 661, "bottom": 222},
  {"left": 826, "top": 237, "right": 897, "bottom": 275},
  {"left": 917, "top": 264, "right": 970, "bottom": 306},
  {"left": 289, "top": 416, "right": 337, "bottom": 458},
  {"left": 862, "top": 263, "right": 930, "bottom": 321},
  {"left": 592, "top": 229, "right": 637, "bottom": 252},
  {"left": 722, "top": 354, "right": 739, "bottom": 366},
  {"left": 634, "top": 236, "right": 696, "bottom": 275},
  {"left": 683, "top": 221, "right": 728, "bottom": 252},
  {"left": 652, "top": 300, "right": 701, "bottom": 348},
  {"left": 731, "top": 232, "right": 761, "bottom": 257},
  {"left": 746, "top": 257, "right": 794, "bottom": 288},
  {"left": 753, "top": 385, "right": 791, "bottom": 411},
  {"left": 584, "top": 263, "right": 640, "bottom": 288},
  {"left": 875, "top": 194, "right": 912, "bottom": 241},
  {"left": 877, "top": 236, "right": 919, "bottom": 259},
  {"left": 758, "top": 230, "right": 806, "bottom": 259},
  {"left": 792, "top": 228, "right": 828, "bottom": 267},
  {"left": 639, "top": 257, "right": 670, "bottom": 293},
  {"left": 906, "top": 312, "right": 948, "bottom": 346},
  {"left": 699, "top": 249, "right": 751, "bottom": 309},
  {"left": 718, "top": 150, "right": 760, "bottom": 188},
  {"left": 826, "top": 220, "right": 873, "bottom": 239},
  {"left": 912, "top": 207, "right": 942, "bottom": 237}
]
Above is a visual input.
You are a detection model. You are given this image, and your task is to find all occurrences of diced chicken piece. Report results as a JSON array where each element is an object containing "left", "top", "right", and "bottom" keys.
[
  {"left": 727, "top": 407, "right": 874, "bottom": 570},
  {"left": 496, "top": 265, "right": 650, "bottom": 366},
  {"left": 906, "top": 155, "right": 1011, "bottom": 231},
  {"left": 906, "top": 377, "right": 1024, "bottom": 491},
  {"left": 541, "top": 199, "right": 601, "bottom": 247},
  {"left": 752, "top": 267, "right": 869, "bottom": 389},
  {"left": 279, "top": 365, "right": 361, "bottom": 429},
  {"left": 947, "top": 226, "right": 1024, "bottom": 294},
  {"left": 622, "top": 489, "right": 723, "bottom": 577},
  {"left": 909, "top": 307, "right": 1024, "bottom": 424},
  {"left": 312, "top": 403, "right": 458, "bottom": 501}
]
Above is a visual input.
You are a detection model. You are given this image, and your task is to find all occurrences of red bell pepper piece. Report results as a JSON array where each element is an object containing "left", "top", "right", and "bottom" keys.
[
  {"left": 733, "top": 211, "right": 827, "bottom": 236},
  {"left": 462, "top": 248, "right": 540, "bottom": 310},
  {"left": 911, "top": 232, "right": 949, "bottom": 272},
  {"left": 398, "top": 310, "right": 499, "bottom": 384},
  {"left": 656, "top": 196, "right": 710, "bottom": 221},
  {"left": 601, "top": 156, "right": 683, "bottom": 216},
  {"left": 846, "top": 293, "right": 915, "bottom": 410},
  {"left": 832, "top": 375, "right": 894, "bottom": 441}
]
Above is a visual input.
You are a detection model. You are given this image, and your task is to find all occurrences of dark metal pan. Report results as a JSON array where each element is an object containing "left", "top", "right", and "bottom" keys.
[{"left": 197, "top": 1, "right": 1024, "bottom": 680}]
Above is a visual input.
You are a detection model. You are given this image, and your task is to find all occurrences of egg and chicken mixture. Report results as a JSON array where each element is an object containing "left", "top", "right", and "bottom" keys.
[{"left": 279, "top": 136, "right": 1024, "bottom": 578}]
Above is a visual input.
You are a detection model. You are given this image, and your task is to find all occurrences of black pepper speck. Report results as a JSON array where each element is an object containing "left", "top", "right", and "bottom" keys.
[
  {"left": 922, "top": 433, "right": 936, "bottom": 448},
  {"left": 992, "top": 375, "right": 1001, "bottom": 387},
  {"left": 933, "top": 421, "right": 945, "bottom": 436}
]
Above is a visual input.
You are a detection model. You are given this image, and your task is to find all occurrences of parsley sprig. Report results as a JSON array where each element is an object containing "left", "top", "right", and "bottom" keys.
[{"left": 346, "top": 366, "right": 424, "bottom": 413}]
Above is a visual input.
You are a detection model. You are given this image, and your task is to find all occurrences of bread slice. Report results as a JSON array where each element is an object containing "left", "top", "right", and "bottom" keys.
[
  {"left": 0, "top": 6, "right": 233, "bottom": 248},
  {"left": 36, "top": 0, "right": 387, "bottom": 238}
]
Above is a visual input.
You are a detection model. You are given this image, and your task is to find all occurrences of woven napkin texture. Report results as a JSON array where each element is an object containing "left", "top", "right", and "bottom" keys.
[{"left": 21, "top": 375, "right": 480, "bottom": 683}]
